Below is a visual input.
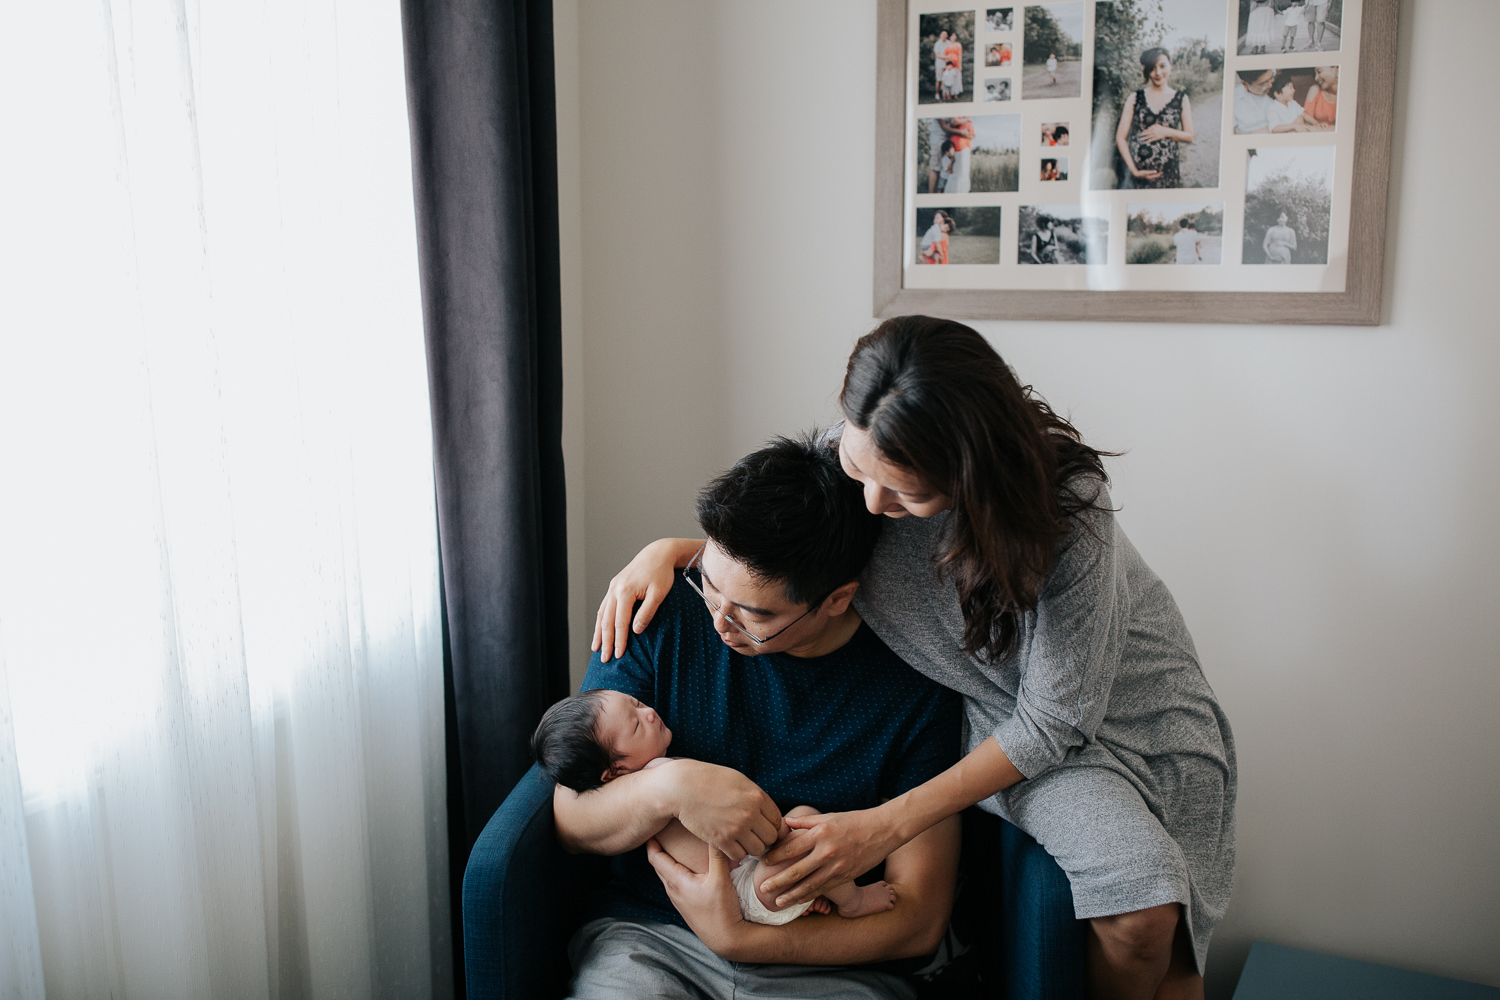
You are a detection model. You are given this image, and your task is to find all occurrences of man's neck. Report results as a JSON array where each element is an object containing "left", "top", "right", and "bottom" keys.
[{"left": 783, "top": 608, "right": 864, "bottom": 659}]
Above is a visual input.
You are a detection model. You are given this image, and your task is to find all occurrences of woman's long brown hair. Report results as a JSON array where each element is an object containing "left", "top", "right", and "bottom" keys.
[{"left": 840, "top": 315, "right": 1112, "bottom": 663}]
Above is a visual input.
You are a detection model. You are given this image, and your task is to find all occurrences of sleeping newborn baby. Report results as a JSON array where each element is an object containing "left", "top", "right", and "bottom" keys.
[{"left": 532, "top": 689, "right": 896, "bottom": 924}]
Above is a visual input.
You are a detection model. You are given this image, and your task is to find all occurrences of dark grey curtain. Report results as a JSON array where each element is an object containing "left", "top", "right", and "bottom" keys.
[{"left": 401, "top": 0, "right": 568, "bottom": 993}]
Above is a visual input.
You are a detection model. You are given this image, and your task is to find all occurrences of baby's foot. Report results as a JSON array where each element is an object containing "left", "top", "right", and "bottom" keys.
[{"left": 836, "top": 881, "right": 897, "bottom": 919}]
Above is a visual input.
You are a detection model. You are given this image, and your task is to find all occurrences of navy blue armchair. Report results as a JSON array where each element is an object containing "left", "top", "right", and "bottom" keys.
[{"left": 463, "top": 763, "right": 1085, "bottom": 999}]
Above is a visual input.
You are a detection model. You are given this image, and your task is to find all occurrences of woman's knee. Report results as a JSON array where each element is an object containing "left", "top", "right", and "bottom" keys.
[{"left": 1090, "top": 903, "right": 1179, "bottom": 963}]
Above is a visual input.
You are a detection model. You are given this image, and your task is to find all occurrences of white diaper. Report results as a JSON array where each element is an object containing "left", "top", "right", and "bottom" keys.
[{"left": 729, "top": 857, "right": 813, "bottom": 926}]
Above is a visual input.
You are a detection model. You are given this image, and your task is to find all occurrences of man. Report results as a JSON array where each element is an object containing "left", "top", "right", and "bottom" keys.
[
  {"left": 553, "top": 434, "right": 963, "bottom": 999},
  {"left": 932, "top": 30, "right": 949, "bottom": 100},
  {"left": 1172, "top": 216, "right": 1203, "bottom": 264},
  {"left": 1233, "top": 68, "right": 1278, "bottom": 134}
]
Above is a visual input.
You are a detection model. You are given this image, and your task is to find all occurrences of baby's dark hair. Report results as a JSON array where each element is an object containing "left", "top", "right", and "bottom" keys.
[{"left": 531, "top": 690, "right": 620, "bottom": 793}]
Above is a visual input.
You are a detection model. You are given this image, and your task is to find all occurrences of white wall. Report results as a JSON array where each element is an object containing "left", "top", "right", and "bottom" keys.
[{"left": 555, "top": 2, "right": 1500, "bottom": 994}]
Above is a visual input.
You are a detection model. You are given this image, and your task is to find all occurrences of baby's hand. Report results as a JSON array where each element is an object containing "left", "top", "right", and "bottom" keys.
[{"left": 807, "top": 897, "right": 833, "bottom": 916}]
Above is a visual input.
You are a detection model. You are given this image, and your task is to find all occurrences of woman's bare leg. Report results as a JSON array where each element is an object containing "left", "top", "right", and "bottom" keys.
[
  {"left": 1154, "top": 918, "right": 1205, "bottom": 1000},
  {"left": 1086, "top": 903, "right": 1202, "bottom": 1000}
]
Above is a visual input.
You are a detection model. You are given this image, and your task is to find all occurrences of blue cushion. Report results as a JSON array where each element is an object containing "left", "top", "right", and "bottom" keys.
[{"left": 1233, "top": 942, "right": 1500, "bottom": 1000}]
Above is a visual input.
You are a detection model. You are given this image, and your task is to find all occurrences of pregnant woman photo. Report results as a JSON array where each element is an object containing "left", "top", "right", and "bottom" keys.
[{"left": 1115, "top": 47, "right": 1195, "bottom": 188}]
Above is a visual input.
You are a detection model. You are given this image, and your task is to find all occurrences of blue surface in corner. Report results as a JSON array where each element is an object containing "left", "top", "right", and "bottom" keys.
[{"left": 1233, "top": 942, "right": 1499, "bottom": 1000}]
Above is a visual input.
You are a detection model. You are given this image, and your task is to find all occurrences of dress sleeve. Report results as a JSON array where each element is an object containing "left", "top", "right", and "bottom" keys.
[{"left": 991, "top": 506, "right": 1126, "bottom": 778}]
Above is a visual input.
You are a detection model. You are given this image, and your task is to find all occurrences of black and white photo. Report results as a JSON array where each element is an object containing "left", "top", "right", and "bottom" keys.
[
  {"left": 984, "top": 77, "right": 1013, "bottom": 101},
  {"left": 1242, "top": 146, "right": 1335, "bottom": 264},
  {"left": 1018, "top": 204, "right": 1107, "bottom": 264}
]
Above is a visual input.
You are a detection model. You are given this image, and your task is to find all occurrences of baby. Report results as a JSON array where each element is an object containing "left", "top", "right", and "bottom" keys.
[{"left": 533, "top": 689, "right": 897, "bottom": 925}]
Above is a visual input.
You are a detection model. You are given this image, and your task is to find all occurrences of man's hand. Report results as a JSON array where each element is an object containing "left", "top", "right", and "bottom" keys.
[
  {"left": 647, "top": 839, "right": 747, "bottom": 956},
  {"left": 670, "top": 761, "right": 783, "bottom": 862}
]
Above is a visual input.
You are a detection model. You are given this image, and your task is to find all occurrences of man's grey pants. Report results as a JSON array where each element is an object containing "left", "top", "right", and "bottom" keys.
[{"left": 566, "top": 917, "right": 918, "bottom": 999}]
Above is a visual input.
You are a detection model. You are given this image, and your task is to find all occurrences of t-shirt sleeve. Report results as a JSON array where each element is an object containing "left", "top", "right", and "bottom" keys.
[
  {"left": 881, "top": 687, "right": 962, "bottom": 800},
  {"left": 991, "top": 504, "right": 1126, "bottom": 779},
  {"left": 578, "top": 620, "right": 661, "bottom": 705},
  {"left": 1234, "top": 90, "right": 1267, "bottom": 134}
]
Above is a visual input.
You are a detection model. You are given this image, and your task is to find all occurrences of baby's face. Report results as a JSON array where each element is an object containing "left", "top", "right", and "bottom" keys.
[{"left": 595, "top": 690, "right": 672, "bottom": 775}]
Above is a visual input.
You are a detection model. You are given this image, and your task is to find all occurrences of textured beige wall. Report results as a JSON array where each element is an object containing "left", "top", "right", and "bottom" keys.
[{"left": 556, "top": 1, "right": 1500, "bottom": 994}]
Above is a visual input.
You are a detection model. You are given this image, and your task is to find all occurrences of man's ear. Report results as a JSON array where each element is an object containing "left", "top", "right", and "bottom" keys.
[{"left": 819, "top": 581, "right": 860, "bottom": 617}]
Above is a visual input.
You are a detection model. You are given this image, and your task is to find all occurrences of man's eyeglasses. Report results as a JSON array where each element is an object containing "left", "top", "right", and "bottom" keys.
[{"left": 681, "top": 544, "right": 817, "bottom": 645}]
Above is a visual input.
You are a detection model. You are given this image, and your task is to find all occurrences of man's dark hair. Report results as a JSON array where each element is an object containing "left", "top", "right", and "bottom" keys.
[
  {"left": 694, "top": 431, "right": 880, "bottom": 607},
  {"left": 531, "top": 690, "right": 619, "bottom": 793}
]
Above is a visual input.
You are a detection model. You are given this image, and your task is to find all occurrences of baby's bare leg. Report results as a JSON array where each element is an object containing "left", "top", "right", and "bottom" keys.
[
  {"left": 653, "top": 819, "right": 710, "bottom": 874},
  {"left": 753, "top": 806, "right": 896, "bottom": 919}
]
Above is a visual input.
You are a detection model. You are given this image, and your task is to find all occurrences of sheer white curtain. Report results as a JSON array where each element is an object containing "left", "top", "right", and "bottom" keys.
[{"left": 0, "top": 1, "right": 448, "bottom": 997}]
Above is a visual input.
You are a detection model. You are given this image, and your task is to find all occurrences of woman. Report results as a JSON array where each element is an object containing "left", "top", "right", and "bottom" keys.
[
  {"left": 1027, "top": 217, "right": 1058, "bottom": 263},
  {"left": 943, "top": 35, "right": 964, "bottom": 100},
  {"left": 1115, "top": 47, "right": 1195, "bottom": 189},
  {"left": 918, "top": 211, "right": 952, "bottom": 264},
  {"left": 1263, "top": 212, "right": 1298, "bottom": 263},
  {"left": 1245, "top": 0, "right": 1275, "bottom": 54},
  {"left": 595, "top": 317, "right": 1237, "bottom": 999},
  {"left": 943, "top": 116, "right": 975, "bottom": 194},
  {"left": 1303, "top": 65, "right": 1338, "bottom": 127}
]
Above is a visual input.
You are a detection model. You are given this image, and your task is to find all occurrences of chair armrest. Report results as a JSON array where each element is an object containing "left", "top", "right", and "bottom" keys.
[
  {"left": 997, "top": 818, "right": 1086, "bottom": 999},
  {"left": 463, "top": 763, "right": 607, "bottom": 1000}
]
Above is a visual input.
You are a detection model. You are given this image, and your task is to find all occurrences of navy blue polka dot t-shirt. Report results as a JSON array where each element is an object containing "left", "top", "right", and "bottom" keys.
[{"left": 579, "top": 576, "right": 962, "bottom": 929}]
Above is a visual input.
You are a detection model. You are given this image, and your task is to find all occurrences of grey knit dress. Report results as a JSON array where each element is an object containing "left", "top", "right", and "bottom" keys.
[{"left": 852, "top": 485, "right": 1235, "bottom": 973}]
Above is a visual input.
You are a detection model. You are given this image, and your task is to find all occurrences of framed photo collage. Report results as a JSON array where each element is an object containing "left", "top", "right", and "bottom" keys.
[{"left": 873, "top": 0, "right": 1397, "bottom": 324}]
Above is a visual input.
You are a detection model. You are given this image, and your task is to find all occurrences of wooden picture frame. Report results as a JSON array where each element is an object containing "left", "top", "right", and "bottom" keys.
[{"left": 874, "top": 0, "right": 1398, "bottom": 324}]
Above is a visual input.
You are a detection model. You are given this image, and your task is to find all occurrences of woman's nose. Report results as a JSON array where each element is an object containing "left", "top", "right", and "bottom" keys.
[{"left": 863, "top": 481, "right": 886, "bottom": 514}]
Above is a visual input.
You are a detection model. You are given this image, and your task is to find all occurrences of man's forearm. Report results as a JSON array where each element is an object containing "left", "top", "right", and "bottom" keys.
[
  {"left": 714, "top": 815, "right": 961, "bottom": 966},
  {"left": 553, "top": 768, "right": 674, "bottom": 855}
]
